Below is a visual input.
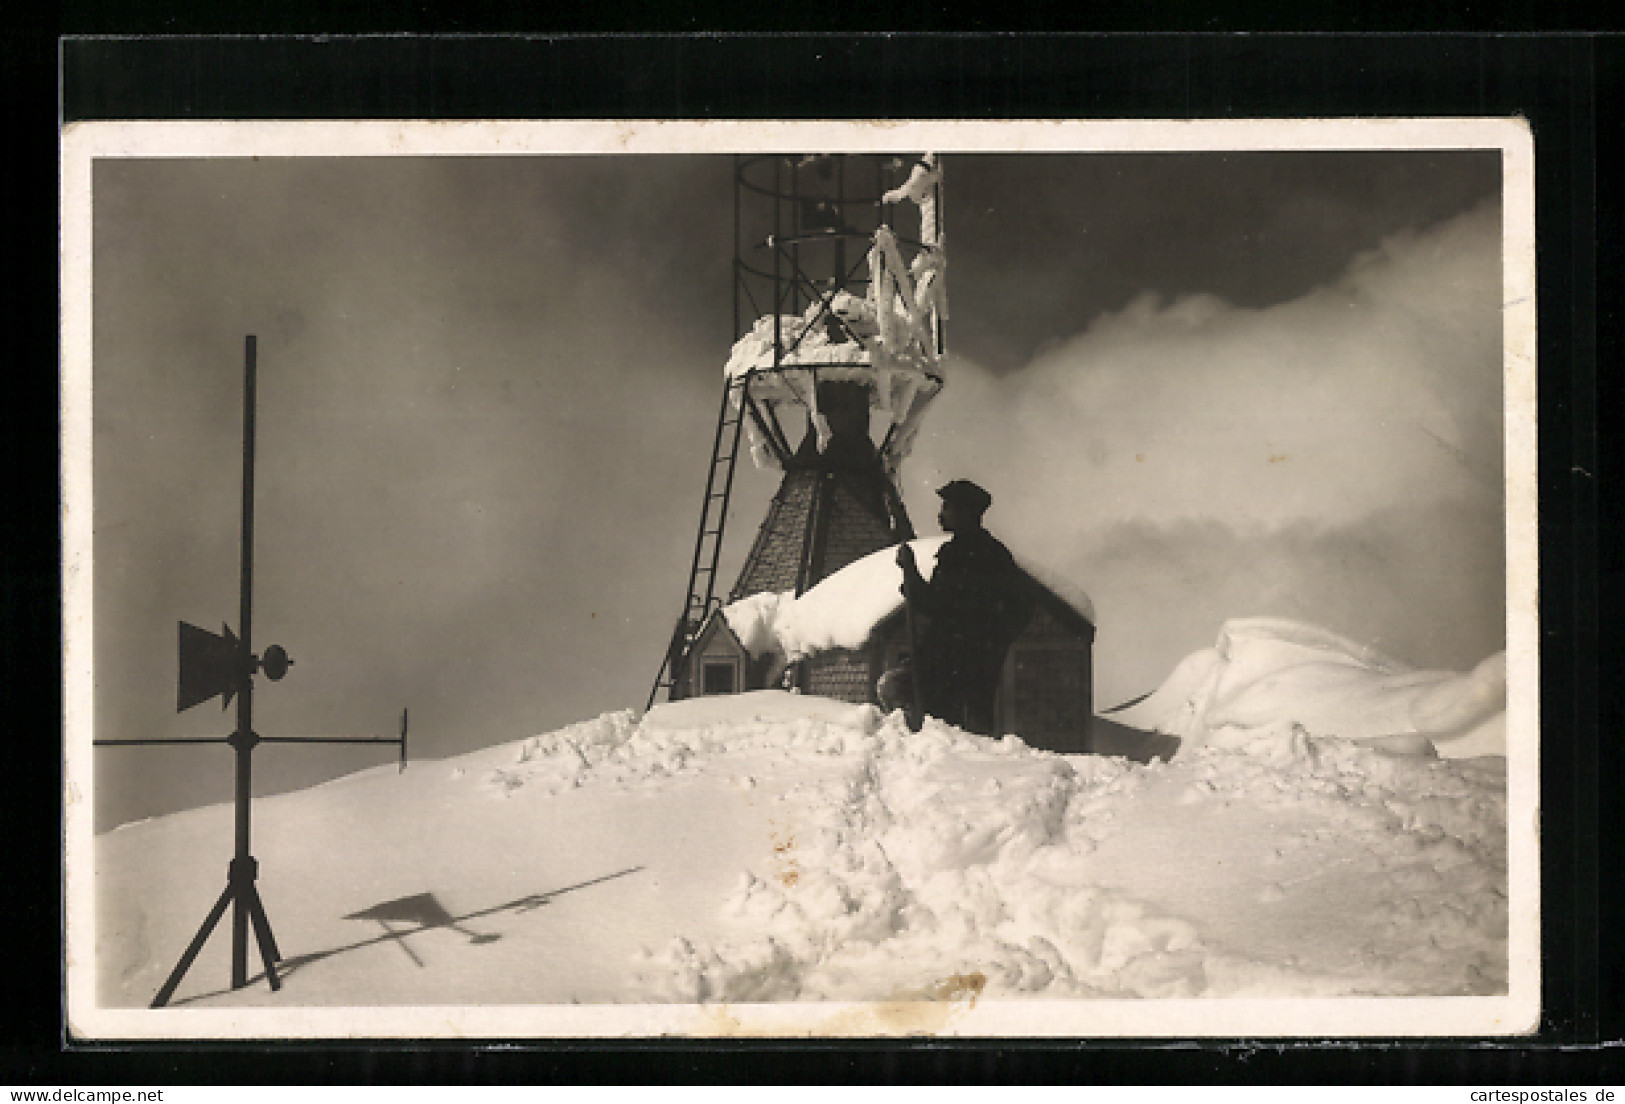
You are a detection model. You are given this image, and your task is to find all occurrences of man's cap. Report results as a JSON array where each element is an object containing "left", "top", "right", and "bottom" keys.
[{"left": 936, "top": 479, "right": 992, "bottom": 514}]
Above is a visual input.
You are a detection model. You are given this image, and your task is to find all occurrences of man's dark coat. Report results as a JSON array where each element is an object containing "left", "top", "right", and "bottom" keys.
[{"left": 901, "top": 527, "right": 1033, "bottom": 734}]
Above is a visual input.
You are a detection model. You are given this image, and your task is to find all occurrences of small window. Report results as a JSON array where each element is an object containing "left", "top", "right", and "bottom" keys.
[{"left": 702, "top": 661, "right": 737, "bottom": 695}]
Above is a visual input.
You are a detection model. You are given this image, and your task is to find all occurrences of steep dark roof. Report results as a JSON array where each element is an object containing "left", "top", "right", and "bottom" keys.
[
  {"left": 694, "top": 606, "right": 748, "bottom": 655},
  {"left": 1023, "top": 574, "right": 1097, "bottom": 637},
  {"left": 728, "top": 433, "right": 912, "bottom": 601}
]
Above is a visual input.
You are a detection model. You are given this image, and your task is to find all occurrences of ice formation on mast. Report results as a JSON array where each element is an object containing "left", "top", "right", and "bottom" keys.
[{"left": 723, "top": 153, "right": 948, "bottom": 482}]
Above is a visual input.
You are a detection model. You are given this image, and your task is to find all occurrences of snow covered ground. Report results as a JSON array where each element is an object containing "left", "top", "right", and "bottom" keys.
[{"left": 77, "top": 624, "right": 1534, "bottom": 1038}]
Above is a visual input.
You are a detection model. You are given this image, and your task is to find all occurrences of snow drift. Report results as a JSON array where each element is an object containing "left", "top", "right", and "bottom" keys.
[{"left": 1113, "top": 618, "right": 1507, "bottom": 759}]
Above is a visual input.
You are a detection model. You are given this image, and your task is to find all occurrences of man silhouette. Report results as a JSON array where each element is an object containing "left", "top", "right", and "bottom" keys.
[{"left": 883, "top": 479, "right": 1033, "bottom": 735}]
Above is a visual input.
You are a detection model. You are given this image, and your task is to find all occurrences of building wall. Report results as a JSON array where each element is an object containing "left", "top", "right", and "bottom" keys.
[
  {"left": 802, "top": 648, "right": 874, "bottom": 701},
  {"left": 998, "top": 603, "right": 1096, "bottom": 751},
  {"left": 680, "top": 617, "right": 749, "bottom": 698},
  {"left": 1001, "top": 641, "right": 1092, "bottom": 753},
  {"left": 847, "top": 598, "right": 1095, "bottom": 753}
]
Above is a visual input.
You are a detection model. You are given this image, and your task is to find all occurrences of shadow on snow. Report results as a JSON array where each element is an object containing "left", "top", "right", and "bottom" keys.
[{"left": 168, "top": 865, "right": 645, "bottom": 1004}]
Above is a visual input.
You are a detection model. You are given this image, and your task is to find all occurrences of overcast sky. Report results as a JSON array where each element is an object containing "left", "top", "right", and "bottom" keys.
[{"left": 90, "top": 149, "right": 1503, "bottom": 830}]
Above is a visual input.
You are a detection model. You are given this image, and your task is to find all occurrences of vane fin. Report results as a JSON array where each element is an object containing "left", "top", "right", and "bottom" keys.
[{"left": 177, "top": 620, "right": 243, "bottom": 713}]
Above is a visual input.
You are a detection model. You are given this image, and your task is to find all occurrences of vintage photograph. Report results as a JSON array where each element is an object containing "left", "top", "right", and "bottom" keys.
[{"left": 62, "top": 120, "right": 1537, "bottom": 1038}]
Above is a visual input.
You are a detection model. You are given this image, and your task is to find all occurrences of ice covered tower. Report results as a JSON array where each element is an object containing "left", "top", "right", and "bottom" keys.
[{"left": 649, "top": 153, "right": 949, "bottom": 706}]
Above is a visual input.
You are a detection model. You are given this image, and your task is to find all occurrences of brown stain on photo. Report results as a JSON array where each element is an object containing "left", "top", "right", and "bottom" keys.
[
  {"left": 698, "top": 1004, "right": 745, "bottom": 1035},
  {"left": 842, "top": 971, "right": 989, "bottom": 1034},
  {"left": 688, "top": 972, "right": 987, "bottom": 1038},
  {"left": 769, "top": 825, "right": 800, "bottom": 889}
]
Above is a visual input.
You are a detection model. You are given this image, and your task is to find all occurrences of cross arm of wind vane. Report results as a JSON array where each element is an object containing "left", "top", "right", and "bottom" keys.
[
  {"left": 93, "top": 736, "right": 233, "bottom": 746},
  {"left": 258, "top": 709, "right": 410, "bottom": 771},
  {"left": 257, "top": 735, "right": 399, "bottom": 743}
]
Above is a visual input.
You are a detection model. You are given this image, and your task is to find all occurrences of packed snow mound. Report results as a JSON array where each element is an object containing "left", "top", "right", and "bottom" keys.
[
  {"left": 95, "top": 685, "right": 1508, "bottom": 1015},
  {"left": 722, "top": 535, "right": 1095, "bottom": 663},
  {"left": 497, "top": 698, "right": 1507, "bottom": 1002},
  {"left": 490, "top": 700, "right": 1508, "bottom": 1002},
  {"left": 1113, "top": 618, "right": 1508, "bottom": 759},
  {"left": 602, "top": 703, "right": 1506, "bottom": 1001},
  {"left": 643, "top": 690, "right": 884, "bottom": 733}
]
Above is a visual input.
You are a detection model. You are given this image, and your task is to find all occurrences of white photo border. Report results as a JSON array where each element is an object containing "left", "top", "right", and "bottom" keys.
[{"left": 61, "top": 117, "right": 1539, "bottom": 1041}]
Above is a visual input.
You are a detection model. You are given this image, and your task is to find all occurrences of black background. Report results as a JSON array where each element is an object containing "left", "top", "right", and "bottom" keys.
[{"left": 8, "top": 22, "right": 1620, "bottom": 1086}]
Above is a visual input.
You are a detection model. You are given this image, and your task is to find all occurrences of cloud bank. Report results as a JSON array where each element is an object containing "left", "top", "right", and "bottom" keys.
[{"left": 906, "top": 200, "right": 1505, "bottom": 705}]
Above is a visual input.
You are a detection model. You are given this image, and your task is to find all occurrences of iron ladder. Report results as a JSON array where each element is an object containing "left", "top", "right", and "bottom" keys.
[{"left": 647, "top": 373, "right": 751, "bottom": 709}]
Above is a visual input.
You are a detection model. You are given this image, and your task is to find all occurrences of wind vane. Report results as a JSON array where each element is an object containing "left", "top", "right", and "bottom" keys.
[{"left": 94, "top": 336, "right": 409, "bottom": 1008}]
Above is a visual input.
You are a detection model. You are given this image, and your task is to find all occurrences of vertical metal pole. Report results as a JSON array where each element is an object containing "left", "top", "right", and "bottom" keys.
[
  {"left": 833, "top": 156, "right": 846, "bottom": 296},
  {"left": 733, "top": 156, "right": 741, "bottom": 342},
  {"left": 239, "top": 336, "right": 257, "bottom": 678},
  {"left": 772, "top": 157, "right": 781, "bottom": 366},
  {"left": 789, "top": 157, "right": 800, "bottom": 318},
  {"left": 933, "top": 172, "right": 945, "bottom": 357},
  {"left": 231, "top": 334, "right": 258, "bottom": 989},
  {"left": 878, "top": 157, "right": 889, "bottom": 231}
]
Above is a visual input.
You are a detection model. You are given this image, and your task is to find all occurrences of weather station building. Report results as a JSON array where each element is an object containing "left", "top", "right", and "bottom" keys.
[{"left": 650, "top": 153, "right": 1096, "bottom": 754}]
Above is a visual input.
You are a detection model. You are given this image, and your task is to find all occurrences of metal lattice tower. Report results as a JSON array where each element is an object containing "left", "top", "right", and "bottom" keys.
[{"left": 649, "top": 153, "right": 948, "bottom": 708}]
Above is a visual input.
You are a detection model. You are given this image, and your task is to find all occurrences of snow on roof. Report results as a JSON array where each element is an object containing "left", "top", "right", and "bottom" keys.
[
  {"left": 715, "top": 590, "right": 789, "bottom": 656},
  {"left": 723, "top": 308, "right": 942, "bottom": 386},
  {"left": 723, "top": 312, "right": 874, "bottom": 380},
  {"left": 722, "top": 537, "right": 942, "bottom": 662},
  {"left": 722, "top": 533, "right": 1098, "bottom": 663},
  {"left": 776, "top": 536, "right": 948, "bottom": 660}
]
